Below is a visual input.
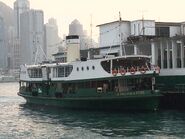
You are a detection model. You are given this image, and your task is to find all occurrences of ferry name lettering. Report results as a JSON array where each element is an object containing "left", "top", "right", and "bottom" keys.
[{"left": 118, "top": 91, "right": 145, "bottom": 96}]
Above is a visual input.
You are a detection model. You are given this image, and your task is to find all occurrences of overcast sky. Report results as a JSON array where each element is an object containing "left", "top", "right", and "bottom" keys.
[{"left": 1, "top": 0, "right": 185, "bottom": 41}]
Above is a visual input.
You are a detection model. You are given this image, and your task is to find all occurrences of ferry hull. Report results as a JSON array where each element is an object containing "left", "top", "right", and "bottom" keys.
[
  {"left": 18, "top": 92, "right": 161, "bottom": 111},
  {"left": 156, "top": 75, "right": 185, "bottom": 109}
]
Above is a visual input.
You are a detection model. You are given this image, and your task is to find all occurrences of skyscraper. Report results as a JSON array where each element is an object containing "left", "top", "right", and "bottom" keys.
[
  {"left": 0, "top": 16, "right": 7, "bottom": 70},
  {"left": 44, "top": 18, "right": 61, "bottom": 60},
  {"left": 69, "top": 19, "right": 84, "bottom": 36},
  {"left": 14, "top": 0, "right": 30, "bottom": 38},
  {"left": 13, "top": 0, "right": 30, "bottom": 69},
  {"left": 68, "top": 19, "right": 97, "bottom": 50},
  {"left": 20, "top": 10, "right": 45, "bottom": 65}
]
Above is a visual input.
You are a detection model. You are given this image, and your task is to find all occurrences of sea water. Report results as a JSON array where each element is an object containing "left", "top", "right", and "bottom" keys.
[{"left": 0, "top": 82, "right": 185, "bottom": 139}]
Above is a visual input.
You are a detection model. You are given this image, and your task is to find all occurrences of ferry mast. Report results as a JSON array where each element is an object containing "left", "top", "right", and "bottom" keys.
[
  {"left": 119, "top": 12, "right": 123, "bottom": 56},
  {"left": 119, "top": 12, "right": 126, "bottom": 57}
]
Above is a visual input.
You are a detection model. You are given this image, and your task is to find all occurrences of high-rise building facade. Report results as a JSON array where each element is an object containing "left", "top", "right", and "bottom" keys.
[
  {"left": 68, "top": 19, "right": 97, "bottom": 50},
  {"left": 69, "top": 19, "right": 84, "bottom": 36},
  {"left": 0, "top": 16, "right": 7, "bottom": 70},
  {"left": 44, "top": 18, "right": 61, "bottom": 60},
  {"left": 20, "top": 10, "right": 45, "bottom": 65},
  {"left": 69, "top": 19, "right": 87, "bottom": 50},
  {"left": 13, "top": 0, "right": 30, "bottom": 69},
  {"left": 14, "top": 0, "right": 30, "bottom": 38}
]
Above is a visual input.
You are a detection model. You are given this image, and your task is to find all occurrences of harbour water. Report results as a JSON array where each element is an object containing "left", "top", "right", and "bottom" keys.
[{"left": 1, "top": 83, "right": 185, "bottom": 139}]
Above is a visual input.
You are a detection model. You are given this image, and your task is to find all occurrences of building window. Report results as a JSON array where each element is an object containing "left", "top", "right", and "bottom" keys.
[
  {"left": 92, "top": 66, "right": 95, "bottom": 70},
  {"left": 156, "top": 27, "right": 170, "bottom": 37},
  {"left": 81, "top": 67, "right": 84, "bottom": 71},
  {"left": 65, "top": 66, "right": 73, "bottom": 77},
  {"left": 58, "top": 67, "right": 65, "bottom": 77},
  {"left": 77, "top": 67, "right": 79, "bottom": 71},
  {"left": 87, "top": 66, "right": 89, "bottom": 70},
  {"left": 53, "top": 67, "right": 57, "bottom": 77}
]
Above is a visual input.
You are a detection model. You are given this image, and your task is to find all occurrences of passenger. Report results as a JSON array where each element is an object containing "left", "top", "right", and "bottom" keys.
[
  {"left": 114, "top": 86, "right": 119, "bottom": 93},
  {"left": 103, "top": 83, "right": 108, "bottom": 93}
]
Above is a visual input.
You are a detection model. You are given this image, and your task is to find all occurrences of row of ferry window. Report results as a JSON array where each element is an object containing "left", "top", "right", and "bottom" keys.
[
  {"left": 28, "top": 68, "right": 42, "bottom": 78},
  {"left": 28, "top": 65, "right": 96, "bottom": 78},
  {"left": 53, "top": 66, "right": 73, "bottom": 77},
  {"left": 28, "top": 66, "right": 73, "bottom": 78},
  {"left": 76, "top": 66, "right": 95, "bottom": 71}
]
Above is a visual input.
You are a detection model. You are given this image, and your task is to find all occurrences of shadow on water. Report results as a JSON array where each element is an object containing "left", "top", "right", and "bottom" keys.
[{"left": 19, "top": 103, "right": 185, "bottom": 138}]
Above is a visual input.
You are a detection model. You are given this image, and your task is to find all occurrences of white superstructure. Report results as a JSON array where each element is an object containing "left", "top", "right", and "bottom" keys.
[{"left": 20, "top": 55, "right": 156, "bottom": 82}]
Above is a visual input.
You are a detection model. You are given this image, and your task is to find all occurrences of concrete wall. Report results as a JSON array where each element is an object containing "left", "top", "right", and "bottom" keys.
[
  {"left": 170, "top": 26, "right": 181, "bottom": 37},
  {"left": 131, "top": 20, "right": 155, "bottom": 36},
  {"left": 99, "top": 21, "right": 130, "bottom": 48}
]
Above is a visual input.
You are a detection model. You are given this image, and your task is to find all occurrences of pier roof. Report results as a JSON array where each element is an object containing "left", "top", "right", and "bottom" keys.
[
  {"left": 155, "top": 22, "right": 181, "bottom": 26},
  {"left": 97, "top": 20, "right": 130, "bottom": 27}
]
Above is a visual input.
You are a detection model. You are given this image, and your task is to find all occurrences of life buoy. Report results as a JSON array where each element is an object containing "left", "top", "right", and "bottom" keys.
[
  {"left": 112, "top": 69, "right": 118, "bottom": 76},
  {"left": 139, "top": 66, "right": 146, "bottom": 74},
  {"left": 119, "top": 68, "right": 126, "bottom": 75},
  {"left": 130, "top": 67, "right": 136, "bottom": 75},
  {"left": 155, "top": 66, "right": 160, "bottom": 74}
]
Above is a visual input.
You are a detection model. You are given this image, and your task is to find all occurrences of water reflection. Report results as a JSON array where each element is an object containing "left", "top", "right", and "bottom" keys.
[
  {"left": 19, "top": 104, "right": 185, "bottom": 138},
  {"left": 1, "top": 83, "right": 185, "bottom": 138}
]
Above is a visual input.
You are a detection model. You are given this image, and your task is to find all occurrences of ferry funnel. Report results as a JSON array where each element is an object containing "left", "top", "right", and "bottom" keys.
[{"left": 66, "top": 35, "right": 80, "bottom": 62}]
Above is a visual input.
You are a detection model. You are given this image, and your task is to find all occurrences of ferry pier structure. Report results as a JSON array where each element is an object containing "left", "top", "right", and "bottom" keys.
[{"left": 98, "top": 20, "right": 185, "bottom": 109}]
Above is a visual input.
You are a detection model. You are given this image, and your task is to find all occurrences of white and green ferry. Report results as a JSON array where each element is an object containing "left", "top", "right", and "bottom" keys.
[{"left": 18, "top": 35, "right": 162, "bottom": 111}]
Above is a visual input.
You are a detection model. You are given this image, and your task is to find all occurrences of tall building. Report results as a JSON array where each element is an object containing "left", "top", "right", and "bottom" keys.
[
  {"left": 13, "top": 0, "right": 30, "bottom": 70},
  {"left": 44, "top": 18, "right": 61, "bottom": 60},
  {"left": 6, "top": 26, "right": 15, "bottom": 69},
  {"left": 20, "top": 10, "right": 45, "bottom": 65},
  {"left": 0, "top": 17, "right": 7, "bottom": 70},
  {"left": 69, "top": 19, "right": 84, "bottom": 36},
  {"left": 14, "top": 0, "right": 30, "bottom": 38},
  {"left": 69, "top": 19, "right": 96, "bottom": 50}
]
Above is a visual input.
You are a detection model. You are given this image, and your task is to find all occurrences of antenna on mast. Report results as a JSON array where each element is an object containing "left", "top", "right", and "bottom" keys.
[
  {"left": 142, "top": 13, "right": 145, "bottom": 36},
  {"left": 140, "top": 10, "right": 147, "bottom": 36},
  {"left": 119, "top": 11, "right": 122, "bottom": 21},
  {"left": 119, "top": 11, "right": 123, "bottom": 56},
  {"left": 88, "top": 14, "right": 93, "bottom": 59},
  {"left": 33, "top": 32, "right": 47, "bottom": 64},
  {"left": 90, "top": 14, "right": 93, "bottom": 48}
]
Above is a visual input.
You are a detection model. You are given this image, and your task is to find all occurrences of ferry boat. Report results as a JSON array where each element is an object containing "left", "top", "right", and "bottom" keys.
[
  {"left": 0, "top": 75, "right": 16, "bottom": 82},
  {"left": 18, "top": 35, "right": 162, "bottom": 111}
]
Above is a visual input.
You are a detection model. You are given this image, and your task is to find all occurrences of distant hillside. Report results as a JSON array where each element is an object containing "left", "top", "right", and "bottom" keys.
[{"left": 0, "top": 1, "right": 13, "bottom": 27}]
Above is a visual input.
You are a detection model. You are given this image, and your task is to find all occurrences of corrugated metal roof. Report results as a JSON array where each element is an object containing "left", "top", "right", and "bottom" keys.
[
  {"left": 97, "top": 20, "right": 130, "bottom": 27},
  {"left": 97, "top": 20, "right": 183, "bottom": 27},
  {"left": 155, "top": 22, "right": 181, "bottom": 26}
]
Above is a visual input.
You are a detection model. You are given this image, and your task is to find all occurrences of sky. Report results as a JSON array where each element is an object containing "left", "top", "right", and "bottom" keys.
[{"left": 1, "top": 0, "right": 185, "bottom": 41}]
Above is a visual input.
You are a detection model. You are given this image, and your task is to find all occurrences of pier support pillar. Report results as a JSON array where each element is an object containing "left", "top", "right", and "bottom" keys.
[
  {"left": 151, "top": 41, "right": 158, "bottom": 65},
  {"left": 134, "top": 44, "right": 137, "bottom": 55},
  {"left": 166, "top": 40, "right": 170, "bottom": 69},
  {"left": 160, "top": 41, "right": 164, "bottom": 69},
  {"left": 172, "top": 40, "right": 177, "bottom": 69},
  {"left": 180, "top": 40, "right": 184, "bottom": 68}
]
